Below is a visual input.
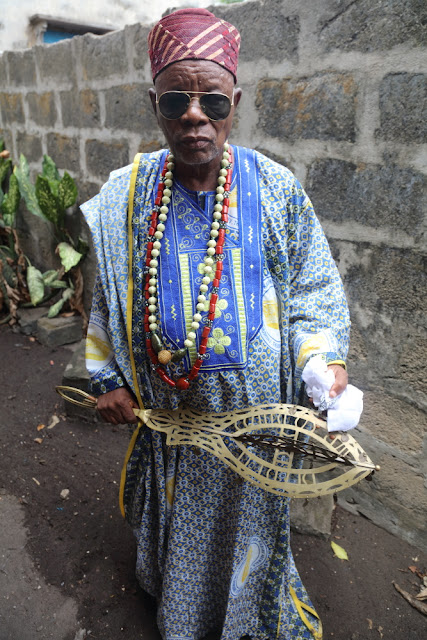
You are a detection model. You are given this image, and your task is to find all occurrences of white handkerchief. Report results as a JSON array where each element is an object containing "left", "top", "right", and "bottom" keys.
[{"left": 302, "top": 355, "right": 363, "bottom": 432}]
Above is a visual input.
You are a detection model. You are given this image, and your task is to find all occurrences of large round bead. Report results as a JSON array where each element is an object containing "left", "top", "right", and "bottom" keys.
[
  {"left": 158, "top": 350, "right": 172, "bottom": 365},
  {"left": 176, "top": 377, "right": 190, "bottom": 390}
]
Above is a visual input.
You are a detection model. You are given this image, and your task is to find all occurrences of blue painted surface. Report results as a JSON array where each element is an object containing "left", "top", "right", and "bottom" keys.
[{"left": 43, "top": 30, "right": 74, "bottom": 44}]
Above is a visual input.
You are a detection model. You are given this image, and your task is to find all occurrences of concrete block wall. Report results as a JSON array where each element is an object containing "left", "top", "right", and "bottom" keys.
[{"left": 0, "top": 0, "right": 426, "bottom": 550}]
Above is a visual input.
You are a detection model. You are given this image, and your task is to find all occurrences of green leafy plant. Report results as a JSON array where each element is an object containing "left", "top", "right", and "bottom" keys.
[
  {"left": 0, "top": 140, "right": 87, "bottom": 323},
  {"left": 14, "top": 152, "right": 86, "bottom": 318},
  {"left": 0, "top": 142, "right": 28, "bottom": 323}
]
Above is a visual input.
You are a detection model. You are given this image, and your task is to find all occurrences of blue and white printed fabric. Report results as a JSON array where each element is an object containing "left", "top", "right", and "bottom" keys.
[{"left": 82, "top": 146, "right": 350, "bottom": 640}]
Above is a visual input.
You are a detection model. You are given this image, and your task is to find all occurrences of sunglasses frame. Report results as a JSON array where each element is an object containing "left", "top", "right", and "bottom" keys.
[{"left": 156, "top": 90, "right": 234, "bottom": 121}]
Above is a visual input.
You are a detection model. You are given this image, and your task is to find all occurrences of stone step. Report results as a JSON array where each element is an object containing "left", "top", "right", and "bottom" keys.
[
  {"left": 291, "top": 494, "right": 334, "bottom": 538},
  {"left": 37, "top": 315, "right": 83, "bottom": 348}
]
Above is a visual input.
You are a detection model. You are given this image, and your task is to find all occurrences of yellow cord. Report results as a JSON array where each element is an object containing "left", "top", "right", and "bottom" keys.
[
  {"left": 287, "top": 586, "right": 323, "bottom": 640},
  {"left": 119, "top": 421, "right": 143, "bottom": 517},
  {"left": 119, "top": 153, "right": 145, "bottom": 518},
  {"left": 125, "top": 152, "right": 144, "bottom": 411}
]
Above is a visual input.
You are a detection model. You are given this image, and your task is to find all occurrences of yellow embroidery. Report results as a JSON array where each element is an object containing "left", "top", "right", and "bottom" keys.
[
  {"left": 207, "top": 327, "right": 232, "bottom": 355},
  {"left": 263, "top": 298, "right": 279, "bottom": 330},
  {"left": 86, "top": 333, "right": 112, "bottom": 362},
  {"left": 242, "top": 547, "right": 253, "bottom": 583},
  {"left": 229, "top": 185, "right": 238, "bottom": 208},
  {"left": 296, "top": 333, "right": 329, "bottom": 368},
  {"left": 166, "top": 474, "right": 176, "bottom": 507}
]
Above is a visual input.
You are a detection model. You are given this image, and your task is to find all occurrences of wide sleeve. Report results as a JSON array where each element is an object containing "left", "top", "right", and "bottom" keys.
[
  {"left": 80, "top": 164, "right": 136, "bottom": 396},
  {"left": 286, "top": 188, "right": 350, "bottom": 378},
  {"left": 85, "top": 269, "right": 127, "bottom": 395},
  {"left": 257, "top": 150, "right": 350, "bottom": 402}
]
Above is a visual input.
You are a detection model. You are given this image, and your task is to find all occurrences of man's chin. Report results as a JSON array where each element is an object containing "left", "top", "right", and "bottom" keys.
[{"left": 173, "top": 142, "right": 220, "bottom": 167}]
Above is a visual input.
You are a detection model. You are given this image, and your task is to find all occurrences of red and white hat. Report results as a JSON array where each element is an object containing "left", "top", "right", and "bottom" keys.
[{"left": 148, "top": 8, "right": 241, "bottom": 81}]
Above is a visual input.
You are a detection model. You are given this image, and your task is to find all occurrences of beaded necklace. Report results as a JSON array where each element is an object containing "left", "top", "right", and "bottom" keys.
[{"left": 143, "top": 143, "right": 233, "bottom": 390}]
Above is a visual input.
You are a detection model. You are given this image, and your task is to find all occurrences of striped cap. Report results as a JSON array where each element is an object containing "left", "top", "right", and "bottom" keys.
[{"left": 148, "top": 8, "right": 241, "bottom": 81}]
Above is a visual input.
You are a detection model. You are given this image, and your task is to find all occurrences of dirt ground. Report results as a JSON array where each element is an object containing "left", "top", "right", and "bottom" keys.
[{"left": 0, "top": 324, "right": 426, "bottom": 640}]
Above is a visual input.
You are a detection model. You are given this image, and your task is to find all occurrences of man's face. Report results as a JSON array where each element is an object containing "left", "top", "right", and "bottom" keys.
[{"left": 149, "top": 60, "right": 241, "bottom": 171}]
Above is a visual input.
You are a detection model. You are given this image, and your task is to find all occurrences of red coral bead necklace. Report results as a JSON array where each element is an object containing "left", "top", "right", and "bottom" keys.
[{"left": 142, "top": 143, "right": 233, "bottom": 390}]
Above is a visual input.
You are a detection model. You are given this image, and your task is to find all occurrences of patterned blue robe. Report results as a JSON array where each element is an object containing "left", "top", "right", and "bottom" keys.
[{"left": 82, "top": 146, "right": 350, "bottom": 640}]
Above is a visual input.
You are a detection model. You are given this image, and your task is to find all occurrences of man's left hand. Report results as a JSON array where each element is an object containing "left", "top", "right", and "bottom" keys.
[{"left": 327, "top": 364, "right": 348, "bottom": 398}]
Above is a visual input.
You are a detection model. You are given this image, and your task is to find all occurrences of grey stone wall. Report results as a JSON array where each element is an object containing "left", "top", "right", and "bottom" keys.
[{"left": 1, "top": 0, "right": 426, "bottom": 550}]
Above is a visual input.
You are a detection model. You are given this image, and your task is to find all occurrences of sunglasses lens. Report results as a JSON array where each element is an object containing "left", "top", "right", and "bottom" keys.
[
  {"left": 157, "top": 92, "right": 232, "bottom": 120},
  {"left": 158, "top": 92, "right": 190, "bottom": 119},
  {"left": 200, "top": 94, "right": 232, "bottom": 121}
]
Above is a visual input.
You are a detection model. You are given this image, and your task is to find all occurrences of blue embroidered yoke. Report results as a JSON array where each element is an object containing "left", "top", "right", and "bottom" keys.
[{"left": 82, "top": 146, "right": 350, "bottom": 640}]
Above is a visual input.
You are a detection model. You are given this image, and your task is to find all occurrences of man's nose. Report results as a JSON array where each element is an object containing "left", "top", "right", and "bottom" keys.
[{"left": 181, "top": 97, "right": 209, "bottom": 122}]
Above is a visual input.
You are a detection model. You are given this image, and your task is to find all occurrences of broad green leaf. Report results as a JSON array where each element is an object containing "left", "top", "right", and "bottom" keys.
[
  {"left": 19, "top": 154, "right": 30, "bottom": 179},
  {"left": 0, "top": 138, "right": 4, "bottom": 152},
  {"left": 42, "top": 155, "right": 60, "bottom": 182},
  {"left": 1, "top": 174, "right": 20, "bottom": 226},
  {"left": 57, "top": 241, "right": 82, "bottom": 272},
  {"left": 47, "top": 286, "right": 73, "bottom": 317},
  {"left": 47, "top": 298, "right": 64, "bottom": 317},
  {"left": 331, "top": 541, "right": 349, "bottom": 561},
  {"left": 48, "top": 178, "right": 60, "bottom": 199},
  {"left": 0, "top": 158, "right": 12, "bottom": 188},
  {"left": 35, "top": 175, "right": 59, "bottom": 224},
  {"left": 42, "top": 269, "right": 59, "bottom": 285},
  {"left": 27, "top": 265, "right": 45, "bottom": 305},
  {"left": 0, "top": 185, "right": 4, "bottom": 208},
  {"left": 58, "top": 172, "right": 78, "bottom": 210},
  {"left": 14, "top": 157, "right": 45, "bottom": 220},
  {"left": 48, "top": 280, "right": 68, "bottom": 289}
]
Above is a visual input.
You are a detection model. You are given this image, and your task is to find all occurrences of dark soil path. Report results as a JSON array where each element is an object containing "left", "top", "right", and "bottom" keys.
[{"left": 0, "top": 325, "right": 426, "bottom": 640}]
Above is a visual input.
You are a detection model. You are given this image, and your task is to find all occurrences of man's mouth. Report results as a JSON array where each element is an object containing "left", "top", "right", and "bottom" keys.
[{"left": 179, "top": 137, "right": 212, "bottom": 149}]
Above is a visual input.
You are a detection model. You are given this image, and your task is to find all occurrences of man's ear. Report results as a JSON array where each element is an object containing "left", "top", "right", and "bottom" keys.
[
  {"left": 149, "top": 87, "right": 158, "bottom": 117},
  {"left": 233, "top": 87, "right": 242, "bottom": 109}
]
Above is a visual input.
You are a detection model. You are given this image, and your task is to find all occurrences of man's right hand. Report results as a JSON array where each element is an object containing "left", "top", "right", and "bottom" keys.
[{"left": 96, "top": 387, "right": 139, "bottom": 425}]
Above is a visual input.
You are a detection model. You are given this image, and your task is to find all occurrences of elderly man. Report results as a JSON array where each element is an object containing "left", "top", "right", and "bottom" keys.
[{"left": 82, "top": 7, "right": 349, "bottom": 640}]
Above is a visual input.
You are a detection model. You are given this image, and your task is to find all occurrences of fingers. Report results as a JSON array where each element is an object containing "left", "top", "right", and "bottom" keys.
[
  {"left": 327, "top": 364, "right": 348, "bottom": 398},
  {"left": 96, "top": 388, "right": 139, "bottom": 424}
]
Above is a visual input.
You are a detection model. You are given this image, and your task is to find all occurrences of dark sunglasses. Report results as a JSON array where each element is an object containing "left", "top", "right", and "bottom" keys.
[{"left": 156, "top": 90, "right": 234, "bottom": 121}]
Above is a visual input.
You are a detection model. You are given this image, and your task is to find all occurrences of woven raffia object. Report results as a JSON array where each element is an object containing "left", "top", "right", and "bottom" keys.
[
  {"left": 133, "top": 403, "right": 378, "bottom": 498},
  {"left": 56, "top": 387, "right": 378, "bottom": 497}
]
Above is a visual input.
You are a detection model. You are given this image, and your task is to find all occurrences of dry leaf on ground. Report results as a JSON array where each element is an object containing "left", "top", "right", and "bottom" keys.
[
  {"left": 47, "top": 415, "right": 60, "bottom": 429},
  {"left": 331, "top": 541, "right": 349, "bottom": 560}
]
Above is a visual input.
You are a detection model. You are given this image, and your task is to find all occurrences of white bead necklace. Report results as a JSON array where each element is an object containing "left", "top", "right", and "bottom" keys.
[{"left": 143, "top": 143, "right": 233, "bottom": 389}]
